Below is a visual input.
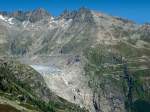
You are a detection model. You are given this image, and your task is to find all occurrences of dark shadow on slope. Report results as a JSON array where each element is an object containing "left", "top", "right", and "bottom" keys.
[{"left": 132, "top": 100, "right": 150, "bottom": 112}]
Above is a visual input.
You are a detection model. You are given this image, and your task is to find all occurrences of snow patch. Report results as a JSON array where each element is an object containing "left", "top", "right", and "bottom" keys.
[
  {"left": 8, "top": 18, "right": 14, "bottom": 25},
  {"left": 51, "top": 16, "right": 54, "bottom": 20},
  {"left": 0, "top": 15, "right": 6, "bottom": 21},
  {"left": 0, "top": 15, "right": 14, "bottom": 25},
  {"left": 23, "top": 21, "right": 29, "bottom": 27},
  {"left": 48, "top": 17, "right": 72, "bottom": 29}
]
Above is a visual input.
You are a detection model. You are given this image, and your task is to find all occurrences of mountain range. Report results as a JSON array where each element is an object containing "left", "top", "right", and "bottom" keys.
[{"left": 0, "top": 7, "right": 150, "bottom": 112}]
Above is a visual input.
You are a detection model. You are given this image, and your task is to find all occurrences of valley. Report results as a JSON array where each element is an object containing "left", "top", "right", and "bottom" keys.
[{"left": 0, "top": 7, "right": 150, "bottom": 112}]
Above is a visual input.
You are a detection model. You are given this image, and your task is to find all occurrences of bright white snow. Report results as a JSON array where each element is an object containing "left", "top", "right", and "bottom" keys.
[
  {"left": 0, "top": 15, "right": 14, "bottom": 25},
  {"left": 0, "top": 15, "right": 7, "bottom": 21},
  {"left": 8, "top": 18, "right": 14, "bottom": 25}
]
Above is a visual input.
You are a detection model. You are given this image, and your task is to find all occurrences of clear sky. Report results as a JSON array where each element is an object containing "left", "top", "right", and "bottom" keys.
[{"left": 0, "top": 0, "right": 149, "bottom": 24}]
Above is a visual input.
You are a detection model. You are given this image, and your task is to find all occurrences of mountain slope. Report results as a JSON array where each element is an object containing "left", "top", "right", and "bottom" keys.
[{"left": 0, "top": 7, "right": 150, "bottom": 112}]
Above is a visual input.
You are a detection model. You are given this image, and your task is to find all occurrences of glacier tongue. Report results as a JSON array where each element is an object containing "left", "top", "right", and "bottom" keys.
[{"left": 30, "top": 65, "right": 61, "bottom": 75}]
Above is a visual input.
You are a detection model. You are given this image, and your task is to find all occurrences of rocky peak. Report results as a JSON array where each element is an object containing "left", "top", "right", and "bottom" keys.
[
  {"left": 73, "top": 7, "right": 94, "bottom": 23},
  {"left": 29, "top": 8, "right": 51, "bottom": 22},
  {"left": 10, "top": 10, "right": 27, "bottom": 21},
  {"left": 138, "top": 23, "right": 150, "bottom": 41},
  {"left": 5, "top": 8, "right": 51, "bottom": 23},
  {"left": 60, "top": 9, "right": 77, "bottom": 20},
  {"left": 60, "top": 7, "right": 94, "bottom": 23},
  {"left": 140, "top": 23, "right": 150, "bottom": 30},
  {"left": 78, "top": 7, "right": 91, "bottom": 14},
  {"left": 33, "top": 8, "right": 48, "bottom": 14},
  {"left": 0, "top": 11, "right": 8, "bottom": 16}
]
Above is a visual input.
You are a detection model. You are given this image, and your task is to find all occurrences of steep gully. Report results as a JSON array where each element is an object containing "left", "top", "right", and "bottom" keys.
[{"left": 115, "top": 56, "right": 134, "bottom": 111}]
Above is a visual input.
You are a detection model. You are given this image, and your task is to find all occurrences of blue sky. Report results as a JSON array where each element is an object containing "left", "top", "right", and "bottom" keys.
[{"left": 0, "top": 0, "right": 150, "bottom": 24}]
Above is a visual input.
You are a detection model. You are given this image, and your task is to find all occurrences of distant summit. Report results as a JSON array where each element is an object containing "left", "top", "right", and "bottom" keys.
[
  {"left": 29, "top": 8, "right": 51, "bottom": 22},
  {"left": 60, "top": 7, "right": 94, "bottom": 23},
  {"left": 0, "top": 8, "right": 51, "bottom": 23}
]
